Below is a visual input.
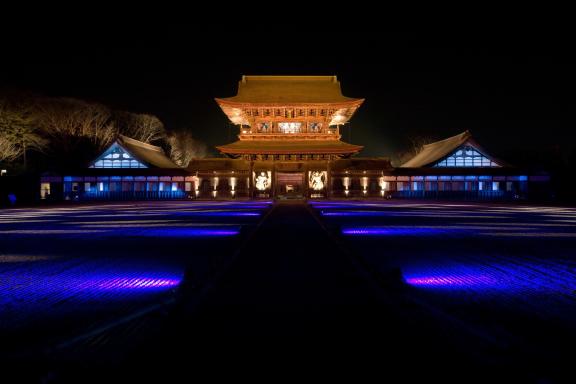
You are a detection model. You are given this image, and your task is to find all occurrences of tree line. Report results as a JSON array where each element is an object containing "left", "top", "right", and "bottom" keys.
[{"left": 0, "top": 94, "right": 206, "bottom": 171}]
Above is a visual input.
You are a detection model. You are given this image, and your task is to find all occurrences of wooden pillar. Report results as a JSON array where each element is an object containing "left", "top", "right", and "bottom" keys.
[
  {"left": 249, "top": 158, "right": 254, "bottom": 199},
  {"left": 326, "top": 158, "right": 332, "bottom": 200},
  {"left": 303, "top": 161, "right": 309, "bottom": 200},
  {"left": 272, "top": 157, "right": 276, "bottom": 200}
]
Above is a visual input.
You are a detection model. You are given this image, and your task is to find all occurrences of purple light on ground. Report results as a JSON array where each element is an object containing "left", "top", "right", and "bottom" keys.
[
  {"left": 342, "top": 227, "right": 443, "bottom": 236},
  {"left": 0, "top": 268, "right": 183, "bottom": 319},
  {"left": 405, "top": 275, "right": 498, "bottom": 287},
  {"left": 402, "top": 261, "right": 571, "bottom": 291},
  {"left": 95, "top": 277, "right": 180, "bottom": 289}
]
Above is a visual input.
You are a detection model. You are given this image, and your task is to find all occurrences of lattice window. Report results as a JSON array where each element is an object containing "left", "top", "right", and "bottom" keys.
[
  {"left": 257, "top": 122, "right": 271, "bottom": 133},
  {"left": 278, "top": 122, "right": 302, "bottom": 134},
  {"left": 90, "top": 143, "right": 147, "bottom": 168},
  {"left": 434, "top": 145, "right": 500, "bottom": 167},
  {"left": 309, "top": 122, "right": 322, "bottom": 133}
]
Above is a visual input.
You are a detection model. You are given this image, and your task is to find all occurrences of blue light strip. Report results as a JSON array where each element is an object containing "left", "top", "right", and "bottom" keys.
[
  {"left": 131, "top": 227, "right": 241, "bottom": 237},
  {"left": 342, "top": 227, "right": 445, "bottom": 236},
  {"left": 322, "top": 210, "right": 390, "bottom": 216},
  {"left": 174, "top": 211, "right": 261, "bottom": 217}
]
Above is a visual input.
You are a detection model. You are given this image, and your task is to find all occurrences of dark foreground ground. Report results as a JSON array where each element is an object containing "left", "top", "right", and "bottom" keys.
[{"left": 1, "top": 200, "right": 576, "bottom": 383}]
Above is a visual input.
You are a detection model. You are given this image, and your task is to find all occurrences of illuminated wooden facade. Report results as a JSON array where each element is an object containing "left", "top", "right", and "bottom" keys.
[
  {"left": 216, "top": 76, "right": 364, "bottom": 160},
  {"left": 214, "top": 76, "right": 368, "bottom": 198}
]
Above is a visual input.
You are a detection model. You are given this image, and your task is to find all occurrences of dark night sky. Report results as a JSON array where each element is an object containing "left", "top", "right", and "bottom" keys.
[{"left": 1, "top": 24, "right": 574, "bottom": 166}]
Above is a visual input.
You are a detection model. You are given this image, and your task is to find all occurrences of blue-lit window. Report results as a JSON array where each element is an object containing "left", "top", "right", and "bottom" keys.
[
  {"left": 413, "top": 181, "right": 424, "bottom": 191},
  {"left": 433, "top": 145, "right": 500, "bottom": 168},
  {"left": 90, "top": 143, "right": 147, "bottom": 168}
]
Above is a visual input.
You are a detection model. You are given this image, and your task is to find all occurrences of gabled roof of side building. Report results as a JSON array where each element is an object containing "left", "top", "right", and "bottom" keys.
[
  {"left": 90, "top": 135, "right": 179, "bottom": 168},
  {"left": 400, "top": 130, "right": 507, "bottom": 168}
]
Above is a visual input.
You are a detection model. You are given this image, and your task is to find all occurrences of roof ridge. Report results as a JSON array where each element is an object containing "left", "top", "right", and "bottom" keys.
[
  {"left": 401, "top": 130, "right": 475, "bottom": 167},
  {"left": 242, "top": 75, "right": 338, "bottom": 83},
  {"left": 422, "top": 130, "right": 470, "bottom": 147},
  {"left": 118, "top": 135, "right": 163, "bottom": 152}
]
